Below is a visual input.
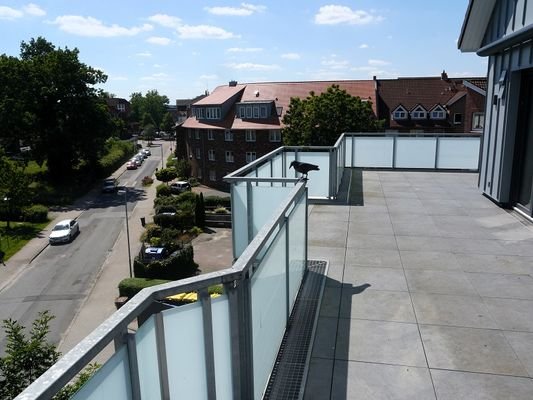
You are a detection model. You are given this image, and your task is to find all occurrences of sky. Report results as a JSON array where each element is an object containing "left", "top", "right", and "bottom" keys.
[{"left": 0, "top": 1, "right": 486, "bottom": 102}]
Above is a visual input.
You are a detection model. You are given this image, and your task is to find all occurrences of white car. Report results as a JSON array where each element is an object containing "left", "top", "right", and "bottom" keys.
[{"left": 49, "top": 219, "right": 80, "bottom": 244}]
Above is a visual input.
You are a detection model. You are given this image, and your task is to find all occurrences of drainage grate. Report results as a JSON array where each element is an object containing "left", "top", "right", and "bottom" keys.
[{"left": 263, "top": 259, "right": 327, "bottom": 400}]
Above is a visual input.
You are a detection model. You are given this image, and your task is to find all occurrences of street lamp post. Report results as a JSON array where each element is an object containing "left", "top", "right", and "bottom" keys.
[
  {"left": 119, "top": 188, "right": 133, "bottom": 278},
  {"left": 160, "top": 144, "right": 164, "bottom": 169}
]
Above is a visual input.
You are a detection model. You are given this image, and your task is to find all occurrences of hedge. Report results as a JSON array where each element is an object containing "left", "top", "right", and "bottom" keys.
[
  {"left": 22, "top": 204, "right": 49, "bottom": 222},
  {"left": 98, "top": 139, "right": 134, "bottom": 176},
  {"left": 204, "top": 195, "right": 231, "bottom": 208},
  {"left": 134, "top": 244, "right": 199, "bottom": 280},
  {"left": 156, "top": 184, "right": 172, "bottom": 197},
  {"left": 118, "top": 278, "right": 171, "bottom": 298},
  {"left": 153, "top": 210, "right": 194, "bottom": 229}
]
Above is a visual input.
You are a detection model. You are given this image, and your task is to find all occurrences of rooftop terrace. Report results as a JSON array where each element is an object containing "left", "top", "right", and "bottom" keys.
[{"left": 305, "top": 170, "right": 533, "bottom": 399}]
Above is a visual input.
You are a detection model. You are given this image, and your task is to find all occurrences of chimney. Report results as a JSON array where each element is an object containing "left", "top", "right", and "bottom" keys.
[
  {"left": 441, "top": 70, "right": 449, "bottom": 81},
  {"left": 229, "top": 80, "right": 238, "bottom": 87}
]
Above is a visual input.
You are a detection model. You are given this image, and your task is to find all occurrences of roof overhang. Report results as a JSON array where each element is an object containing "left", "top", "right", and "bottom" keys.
[
  {"left": 463, "top": 80, "right": 486, "bottom": 96},
  {"left": 458, "top": 0, "right": 497, "bottom": 52}
]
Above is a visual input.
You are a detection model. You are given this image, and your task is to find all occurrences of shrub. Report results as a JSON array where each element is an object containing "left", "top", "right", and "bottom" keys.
[
  {"left": 140, "top": 223, "right": 162, "bottom": 243},
  {"left": 189, "top": 226, "right": 203, "bottom": 236},
  {"left": 156, "top": 183, "right": 172, "bottom": 197},
  {"left": 204, "top": 195, "right": 231, "bottom": 208},
  {"left": 153, "top": 210, "right": 195, "bottom": 229},
  {"left": 22, "top": 204, "right": 49, "bottom": 222},
  {"left": 98, "top": 139, "right": 134, "bottom": 176},
  {"left": 195, "top": 193, "right": 205, "bottom": 228},
  {"left": 149, "top": 237, "right": 162, "bottom": 247},
  {"left": 141, "top": 176, "right": 154, "bottom": 186},
  {"left": 160, "top": 228, "right": 181, "bottom": 251},
  {"left": 118, "top": 278, "right": 171, "bottom": 298},
  {"left": 155, "top": 168, "right": 177, "bottom": 184},
  {"left": 134, "top": 245, "right": 198, "bottom": 280},
  {"left": 154, "top": 205, "right": 177, "bottom": 215},
  {"left": 214, "top": 206, "right": 229, "bottom": 214},
  {"left": 188, "top": 177, "right": 199, "bottom": 187}
]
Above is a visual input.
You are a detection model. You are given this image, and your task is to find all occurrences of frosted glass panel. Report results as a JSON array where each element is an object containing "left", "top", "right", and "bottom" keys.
[
  {"left": 136, "top": 316, "right": 160, "bottom": 400},
  {"left": 344, "top": 136, "right": 353, "bottom": 167},
  {"left": 272, "top": 154, "right": 284, "bottom": 180},
  {"left": 73, "top": 346, "right": 132, "bottom": 400},
  {"left": 395, "top": 137, "right": 437, "bottom": 168},
  {"left": 288, "top": 194, "right": 306, "bottom": 309},
  {"left": 251, "top": 186, "right": 294, "bottom": 237},
  {"left": 257, "top": 162, "right": 271, "bottom": 186},
  {"left": 212, "top": 296, "right": 233, "bottom": 400},
  {"left": 232, "top": 183, "right": 248, "bottom": 258},
  {"left": 251, "top": 227, "right": 287, "bottom": 399},
  {"left": 163, "top": 302, "right": 207, "bottom": 399},
  {"left": 437, "top": 137, "right": 480, "bottom": 169},
  {"left": 354, "top": 137, "right": 393, "bottom": 167},
  {"left": 284, "top": 152, "right": 297, "bottom": 178},
  {"left": 296, "top": 152, "right": 330, "bottom": 198}
]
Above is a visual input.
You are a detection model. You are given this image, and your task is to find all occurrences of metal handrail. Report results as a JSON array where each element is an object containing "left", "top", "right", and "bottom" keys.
[{"left": 16, "top": 183, "right": 308, "bottom": 400}]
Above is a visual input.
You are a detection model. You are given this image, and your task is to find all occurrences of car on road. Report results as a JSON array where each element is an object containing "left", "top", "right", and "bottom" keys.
[
  {"left": 101, "top": 178, "right": 118, "bottom": 193},
  {"left": 137, "top": 151, "right": 147, "bottom": 160},
  {"left": 130, "top": 158, "right": 142, "bottom": 167},
  {"left": 126, "top": 160, "right": 138, "bottom": 170},
  {"left": 169, "top": 181, "right": 191, "bottom": 194},
  {"left": 49, "top": 219, "right": 80, "bottom": 244},
  {"left": 141, "top": 148, "right": 151, "bottom": 156}
]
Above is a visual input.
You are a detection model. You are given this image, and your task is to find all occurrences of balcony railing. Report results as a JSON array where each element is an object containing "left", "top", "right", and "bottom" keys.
[
  {"left": 16, "top": 183, "right": 308, "bottom": 400},
  {"left": 16, "top": 131, "right": 481, "bottom": 400},
  {"left": 224, "top": 132, "right": 481, "bottom": 204}
]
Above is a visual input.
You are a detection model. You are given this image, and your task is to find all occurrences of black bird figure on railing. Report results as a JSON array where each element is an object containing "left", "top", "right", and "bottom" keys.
[{"left": 290, "top": 160, "right": 320, "bottom": 180}]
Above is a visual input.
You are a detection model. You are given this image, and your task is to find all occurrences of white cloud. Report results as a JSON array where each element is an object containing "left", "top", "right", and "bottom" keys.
[
  {"left": 225, "top": 62, "right": 280, "bottom": 71},
  {"left": 227, "top": 47, "right": 263, "bottom": 53},
  {"left": 205, "top": 3, "right": 266, "bottom": 16},
  {"left": 23, "top": 3, "right": 45, "bottom": 16},
  {"left": 281, "top": 53, "right": 301, "bottom": 60},
  {"left": 141, "top": 72, "right": 171, "bottom": 81},
  {"left": 359, "top": 43, "right": 369, "bottom": 49},
  {"left": 52, "top": 16, "right": 153, "bottom": 37},
  {"left": 0, "top": 3, "right": 46, "bottom": 19},
  {"left": 200, "top": 74, "right": 218, "bottom": 80},
  {"left": 135, "top": 52, "right": 152, "bottom": 57},
  {"left": 368, "top": 59, "right": 389, "bottom": 66},
  {"left": 0, "top": 6, "right": 23, "bottom": 19},
  {"left": 178, "top": 25, "right": 239, "bottom": 39},
  {"left": 146, "top": 36, "right": 172, "bottom": 45},
  {"left": 148, "top": 14, "right": 182, "bottom": 29},
  {"left": 314, "top": 5, "right": 383, "bottom": 25},
  {"left": 321, "top": 56, "right": 349, "bottom": 70}
]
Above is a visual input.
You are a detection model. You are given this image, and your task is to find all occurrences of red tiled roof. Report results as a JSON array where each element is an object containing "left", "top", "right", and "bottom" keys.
[
  {"left": 464, "top": 78, "right": 487, "bottom": 91},
  {"left": 183, "top": 80, "right": 377, "bottom": 130}
]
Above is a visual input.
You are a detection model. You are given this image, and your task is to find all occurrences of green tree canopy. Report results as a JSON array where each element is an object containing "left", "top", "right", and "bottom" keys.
[
  {"left": 160, "top": 112, "right": 175, "bottom": 133},
  {"left": 282, "top": 85, "right": 382, "bottom": 146},
  {"left": 129, "top": 90, "right": 169, "bottom": 131},
  {"left": 0, "top": 152, "right": 31, "bottom": 228},
  {"left": 0, "top": 37, "right": 113, "bottom": 181},
  {"left": 155, "top": 168, "right": 177, "bottom": 184}
]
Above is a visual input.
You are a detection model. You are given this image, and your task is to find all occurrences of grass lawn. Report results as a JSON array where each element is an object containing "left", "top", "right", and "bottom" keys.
[{"left": 0, "top": 220, "right": 50, "bottom": 261}]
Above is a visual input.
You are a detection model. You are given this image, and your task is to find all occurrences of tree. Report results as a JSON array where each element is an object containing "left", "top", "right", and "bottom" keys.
[
  {"left": 129, "top": 90, "right": 169, "bottom": 131},
  {"left": 175, "top": 159, "right": 191, "bottom": 179},
  {"left": 195, "top": 193, "right": 205, "bottom": 228},
  {"left": 0, "top": 153, "right": 31, "bottom": 228},
  {"left": 0, "top": 37, "right": 114, "bottom": 182},
  {"left": 0, "top": 311, "right": 60, "bottom": 399},
  {"left": 282, "top": 85, "right": 382, "bottom": 146},
  {"left": 160, "top": 112, "right": 175, "bottom": 134},
  {"left": 155, "top": 168, "right": 177, "bottom": 184}
]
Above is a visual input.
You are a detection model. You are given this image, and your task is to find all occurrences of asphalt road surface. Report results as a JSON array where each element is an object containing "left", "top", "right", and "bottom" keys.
[{"left": 0, "top": 144, "right": 165, "bottom": 351}]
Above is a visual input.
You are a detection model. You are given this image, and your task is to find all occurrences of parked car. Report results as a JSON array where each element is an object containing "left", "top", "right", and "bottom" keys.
[
  {"left": 130, "top": 158, "right": 141, "bottom": 167},
  {"left": 169, "top": 181, "right": 191, "bottom": 194},
  {"left": 144, "top": 247, "right": 167, "bottom": 261},
  {"left": 101, "top": 178, "right": 117, "bottom": 193},
  {"left": 49, "top": 219, "right": 80, "bottom": 244},
  {"left": 141, "top": 148, "right": 151, "bottom": 156},
  {"left": 137, "top": 151, "right": 147, "bottom": 160},
  {"left": 126, "top": 160, "right": 138, "bottom": 170},
  {"left": 134, "top": 154, "right": 144, "bottom": 164}
]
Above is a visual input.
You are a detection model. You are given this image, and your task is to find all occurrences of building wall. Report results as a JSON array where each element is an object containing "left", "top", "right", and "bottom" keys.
[
  {"left": 478, "top": 0, "right": 533, "bottom": 203},
  {"left": 186, "top": 128, "right": 281, "bottom": 190}
]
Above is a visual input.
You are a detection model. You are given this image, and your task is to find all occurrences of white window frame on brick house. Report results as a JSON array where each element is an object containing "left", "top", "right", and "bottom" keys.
[
  {"left": 245, "top": 129, "right": 256, "bottom": 142},
  {"left": 195, "top": 129, "right": 200, "bottom": 139},
  {"left": 225, "top": 150, "right": 234, "bottom": 163},
  {"left": 209, "top": 170, "right": 216, "bottom": 181},
  {"left": 208, "top": 149, "right": 215, "bottom": 161},
  {"left": 205, "top": 107, "right": 221, "bottom": 120},
  {"left": 117, "top": 103, "right": 125, "bottom": 112},
  {"left": 429, "top": 105, "right": 447, "bottom": 120},
  {"left": 269, "top": 129, "right": 281, "bottom": 142},
  {"left": 391, "top": 105, "right": 408, "bottom": 120},
  {"left": 453, "top": 113, "right": 463, "bottom": 124},
  {"left": 410, "top": 105, "right": 427, "bottom": 120},
  {"left": 246, "top": 106, "right": 252, "bottom": 118},
  {"left": 207, "top": 129, "right": 215, "bottom": 140},
  {"left": 472, "top": 112, "right": 484, "bottom": 131},
  {"left": 225, "top": 129, "right": 234, "bottom": 141},
  {"left": 195, "top": 148, "right": 201, "bottom": 159},
  {"left": 246, "top": 152, "right": 256, "bottom": 163},
  {"left": 260, "top": 105, "right": 267, "bottom": 118},
  {"left": 239, "top": 107, "right": 246, "bottom": 119},
  {"left": 253, "top": 106, "right": 260, "bottom": 118}
]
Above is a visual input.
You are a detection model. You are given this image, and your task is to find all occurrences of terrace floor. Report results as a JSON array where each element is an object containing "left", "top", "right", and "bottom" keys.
[{"left": 303, "top": 170, "right": 533, "bottom": 399}]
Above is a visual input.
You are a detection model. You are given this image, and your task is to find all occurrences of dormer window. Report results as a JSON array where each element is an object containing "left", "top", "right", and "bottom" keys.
[
  {"left": 391, "top": 105, "right": 408, "bottom": 120},
  {"left": 410, "top": 105, "right": 427, "bottom": 120},
  {"left": 430, "top": 105, "right": 447, "bottom": 120}
]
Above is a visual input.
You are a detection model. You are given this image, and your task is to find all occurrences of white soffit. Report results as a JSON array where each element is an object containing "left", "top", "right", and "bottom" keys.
[{"left": 458, "top": 0, "right": 497, "bottom": 52}]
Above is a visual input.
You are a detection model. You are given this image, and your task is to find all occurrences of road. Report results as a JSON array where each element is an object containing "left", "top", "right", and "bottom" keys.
[{"left": 0, "top": 142, "right": 167, "bottom": 349}]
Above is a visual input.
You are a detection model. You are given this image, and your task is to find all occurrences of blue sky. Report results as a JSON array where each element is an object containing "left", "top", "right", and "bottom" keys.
[{"left": 0, "top": 1, "right": 485, "bottom": 101}]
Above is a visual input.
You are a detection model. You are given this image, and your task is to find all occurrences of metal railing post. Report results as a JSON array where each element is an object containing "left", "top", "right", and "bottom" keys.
[
  {"left": 285, "top": 217, "right": 290, "bottom": 326},
  {"left": 200, "top": 289, "right": 217, "bottom": 400},
  {"left": 155, "top": 313, "right": 170, "bottom": 400},
  {"left": 246, "top": 182, "right": 254, "bottom": 244},
  {"left": 126, "top": 333, "right": 141, "bottom": 400}
]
